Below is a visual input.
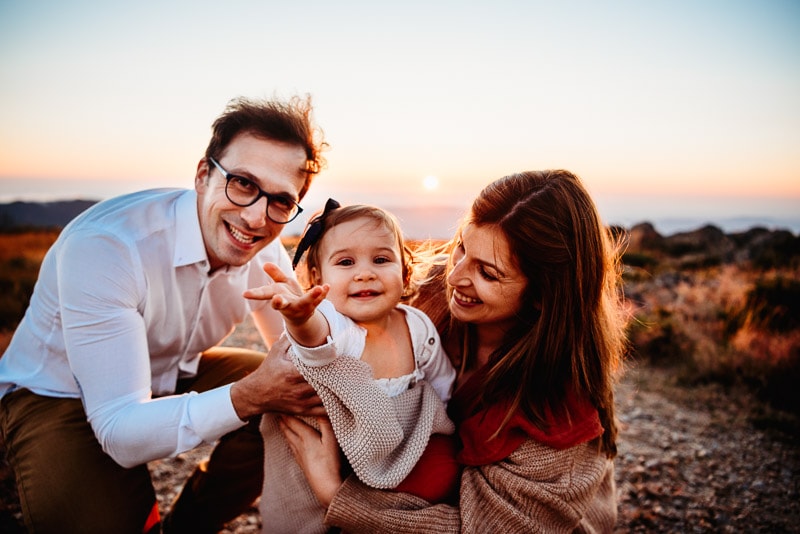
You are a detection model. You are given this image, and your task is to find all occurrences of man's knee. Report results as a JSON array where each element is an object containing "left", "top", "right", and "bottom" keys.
[
  {"left": 1, "top": 390, "right": 156, "bottom": 533},
  {"left": 179, "top": 347, "right": 267, "bottom": 393}
]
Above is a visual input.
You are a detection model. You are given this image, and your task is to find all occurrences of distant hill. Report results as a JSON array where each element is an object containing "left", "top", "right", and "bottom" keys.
[
  {"left": 624, "top": 221, "right": 800, "bottom": 270},
  {"left": 0, "top": 200, "right": 98, "bottom": 230}
]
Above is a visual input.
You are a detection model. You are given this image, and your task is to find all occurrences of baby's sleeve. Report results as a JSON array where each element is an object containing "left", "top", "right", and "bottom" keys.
[{"left": 289, "top": 299, "right": 366, "bottom": 366}]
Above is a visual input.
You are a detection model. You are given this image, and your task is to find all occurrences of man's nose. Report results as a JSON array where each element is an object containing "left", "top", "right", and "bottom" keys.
[{"left": 240, "top": 197, "right": 269, "bottom": 228}]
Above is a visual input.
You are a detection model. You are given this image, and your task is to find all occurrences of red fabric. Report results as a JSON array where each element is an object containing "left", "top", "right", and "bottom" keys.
[
  {"left": 394, "top": 366, "right": 603, "bottom": 502},
  {"left": 142, "top": 500, "right": 160, "bottom": 533},
  {"left": 451, "top": 369, "right": 603, "bottom": 466},
  {"left": 394, "top": 434, "right": 461, "bottom": 504}
]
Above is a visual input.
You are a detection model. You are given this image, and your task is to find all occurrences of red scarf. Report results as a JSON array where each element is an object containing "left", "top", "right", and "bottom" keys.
[{"left": 450, "top": 369, "right": 603, "bottom": 466}]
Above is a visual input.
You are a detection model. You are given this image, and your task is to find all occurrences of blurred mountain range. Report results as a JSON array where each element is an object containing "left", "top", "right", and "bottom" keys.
[
  {"left": 1, "top": 199, "right": 798, "bottom": 249},
  {"left": 0, "top": 199, "right": 97, "bottom": 230}
]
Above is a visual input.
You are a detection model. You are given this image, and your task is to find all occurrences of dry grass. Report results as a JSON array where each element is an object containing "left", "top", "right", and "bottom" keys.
[
  {"left": 626, "top": 263, "right": 800, "bottom": 413},
  {"left": 0, "top": 231, "right": 60, "bottom": 263}
]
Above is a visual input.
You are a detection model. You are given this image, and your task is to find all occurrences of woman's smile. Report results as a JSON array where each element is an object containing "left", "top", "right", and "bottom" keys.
[{"left": 452, "top": 289, "right": 482, "bottom": 305}]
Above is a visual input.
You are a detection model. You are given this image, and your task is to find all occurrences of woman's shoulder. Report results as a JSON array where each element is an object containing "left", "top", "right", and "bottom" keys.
[
  {"left": 457, "top": 439, "right": 616, "bottom": 532},
  {"left": 506, "top": 438, "right": 610, "bottom": 480}
]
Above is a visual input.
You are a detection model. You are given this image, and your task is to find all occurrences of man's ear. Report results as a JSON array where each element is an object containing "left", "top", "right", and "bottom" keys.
[{"left": 195, "top": 158, "right": 210, "bottom": 192}]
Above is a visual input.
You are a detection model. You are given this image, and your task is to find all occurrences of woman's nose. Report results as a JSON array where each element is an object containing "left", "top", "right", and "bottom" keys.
[{"left": 447, "top": 259, "right": 468, "bottom": 286}]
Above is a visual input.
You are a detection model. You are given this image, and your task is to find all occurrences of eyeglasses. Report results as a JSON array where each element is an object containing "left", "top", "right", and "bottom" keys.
[{"left": 208, "top": 157, "right": 303, "bottom": 224}]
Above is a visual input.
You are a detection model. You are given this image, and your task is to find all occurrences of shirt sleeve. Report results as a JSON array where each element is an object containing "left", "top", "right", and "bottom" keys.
[
  {"left": 288, "top": 299, "right": 365, "bottom": 367},
  {"left": 57, "top": 231, "right": 245, "bottom": 468}
]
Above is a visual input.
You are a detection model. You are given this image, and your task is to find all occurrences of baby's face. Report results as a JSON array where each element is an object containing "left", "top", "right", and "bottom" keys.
[{"left": 313, "top": 216, "right": 404, "bottom": 324}]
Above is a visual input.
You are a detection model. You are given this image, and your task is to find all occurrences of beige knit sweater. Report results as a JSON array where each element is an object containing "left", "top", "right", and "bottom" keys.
[
  {"left": 260, "top": 354, "right": 455, "bottom": 534},
  {"left": 324, "top": 438, "right": 617, "bottom": 533}
]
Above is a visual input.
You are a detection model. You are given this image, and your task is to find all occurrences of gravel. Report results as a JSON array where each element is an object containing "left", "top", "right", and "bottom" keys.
[{"left": 3, "top": 351, "right": 798, "bottom": 533}]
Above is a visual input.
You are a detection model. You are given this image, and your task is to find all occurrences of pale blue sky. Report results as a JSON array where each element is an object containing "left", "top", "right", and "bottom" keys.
[{"left": 1, "top": 0, "right": 798, "bottom": 224}]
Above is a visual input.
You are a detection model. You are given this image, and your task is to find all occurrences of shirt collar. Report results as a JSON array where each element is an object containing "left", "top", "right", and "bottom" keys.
[{"left": 173, "top": 189, "right": 209, "bottom": 269}]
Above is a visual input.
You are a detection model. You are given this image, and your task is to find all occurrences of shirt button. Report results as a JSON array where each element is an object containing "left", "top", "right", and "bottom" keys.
[{"left": 428, "top": 337, "right": 435, "bottom": 345}]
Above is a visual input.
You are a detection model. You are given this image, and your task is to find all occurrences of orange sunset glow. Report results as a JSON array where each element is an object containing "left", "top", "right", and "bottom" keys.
[{"left": 1, "top": 1, "right": 798, "bottom": 235}]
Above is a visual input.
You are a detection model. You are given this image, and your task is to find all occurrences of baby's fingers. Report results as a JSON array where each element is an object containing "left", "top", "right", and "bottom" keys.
[
  {"left": 262, "top": 262, "right": 289, "bottom": 283},
  {"left": 271, "top": 294, "right": 290, "bottom": 310},
  {"left": 243, "top": 285, "right": 275, "bottom": 300}
]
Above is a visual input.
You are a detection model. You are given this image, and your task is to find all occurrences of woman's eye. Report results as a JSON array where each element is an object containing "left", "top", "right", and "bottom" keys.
[{"left": 479, "top": 267, "right": 498, "bottom": 281}]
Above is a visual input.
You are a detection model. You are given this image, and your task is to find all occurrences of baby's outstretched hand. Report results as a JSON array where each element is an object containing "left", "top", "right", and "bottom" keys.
[{"left": 243, "top": 263, "right": 329, "bottom": 326}]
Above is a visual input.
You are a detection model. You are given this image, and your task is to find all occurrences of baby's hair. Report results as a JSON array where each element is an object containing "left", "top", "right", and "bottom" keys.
[{"left": 297, "top": 204, "right": 421, "bottom": 299}]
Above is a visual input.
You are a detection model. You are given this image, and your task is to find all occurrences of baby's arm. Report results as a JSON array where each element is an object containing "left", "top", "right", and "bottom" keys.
[{"left": 243, "top": 262, "right": 331, "bottom": 348}]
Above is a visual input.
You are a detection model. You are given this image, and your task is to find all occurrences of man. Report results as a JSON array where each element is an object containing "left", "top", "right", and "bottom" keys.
[{"left": 0, "top": 95, "right": 327, "bottom": 533}]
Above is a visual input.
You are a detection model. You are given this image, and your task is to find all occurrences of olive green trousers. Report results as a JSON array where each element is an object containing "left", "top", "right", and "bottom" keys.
[{"left": 0, "top": 347, "right": 266, "bottom": 534}]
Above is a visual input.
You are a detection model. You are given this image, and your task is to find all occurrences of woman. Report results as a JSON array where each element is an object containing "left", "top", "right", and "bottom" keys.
[{"left": 278, "top": 170, "right": 628, "bottom": 532}]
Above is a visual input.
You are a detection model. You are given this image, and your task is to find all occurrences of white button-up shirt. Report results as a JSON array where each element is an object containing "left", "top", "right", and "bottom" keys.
[{"left": 0, "top": 188, "right": 292, "bottom": 467}]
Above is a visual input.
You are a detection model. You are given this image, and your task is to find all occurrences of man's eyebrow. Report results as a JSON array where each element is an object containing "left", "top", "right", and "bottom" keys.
[{"left": 228, "top": 167, "right": 299, "bottom": 199}]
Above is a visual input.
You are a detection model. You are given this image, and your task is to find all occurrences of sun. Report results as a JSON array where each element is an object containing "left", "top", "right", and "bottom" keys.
[{"left": 422, "top": 175, "right": 439, "bottom": 191}]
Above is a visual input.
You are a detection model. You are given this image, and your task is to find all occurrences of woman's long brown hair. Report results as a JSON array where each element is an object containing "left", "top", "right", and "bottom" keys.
[{"left": 414, "top": 170, "right": 628, "bottom": 458}]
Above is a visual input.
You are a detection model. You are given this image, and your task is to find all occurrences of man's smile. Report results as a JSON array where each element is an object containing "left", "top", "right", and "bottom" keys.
[{"left": 226, "top": 221, "right": 263, "bottom": 245}]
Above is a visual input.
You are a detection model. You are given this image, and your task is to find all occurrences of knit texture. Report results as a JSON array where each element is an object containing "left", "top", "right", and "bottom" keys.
[
  {"left": 260, "top": 355, "right": 455, "bottom": 533},
  {"left": 325, "top": 439, "right": 617, "bottom": 533},
  {"left": 296, "top": 354, "right": 455, "bottom": 488},
  {"left": 259, "top": 412, "right": 327, "bottom": 534}
]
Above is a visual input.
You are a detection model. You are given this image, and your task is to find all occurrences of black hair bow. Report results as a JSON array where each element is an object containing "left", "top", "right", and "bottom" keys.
[{"left": 292, "top": 198, "right": 341, "bottom": 269}]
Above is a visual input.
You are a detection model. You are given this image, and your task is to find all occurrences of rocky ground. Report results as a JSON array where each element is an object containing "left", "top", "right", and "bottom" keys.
[{"left": 2, "top": 327, "right": 799, "bottom": 532}]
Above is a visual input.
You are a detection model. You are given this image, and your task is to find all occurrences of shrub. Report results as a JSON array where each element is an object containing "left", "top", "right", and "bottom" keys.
[
  {"left": 740, "top": 276, "right": 800, "bottom": 333},
  {"left": 626, "top": 264, "right": 800, "bottom": 416},
  {"left": 622, "top": 251, "right": 659, "bottom": 270},
  {"left": 0, "top": 257, "right": 41, "bottom": 330}
]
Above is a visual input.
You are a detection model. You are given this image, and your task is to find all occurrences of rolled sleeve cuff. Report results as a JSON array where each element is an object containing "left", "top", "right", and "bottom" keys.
[{"left": 185, "top": 385, "right": 247, "bottom": 444}]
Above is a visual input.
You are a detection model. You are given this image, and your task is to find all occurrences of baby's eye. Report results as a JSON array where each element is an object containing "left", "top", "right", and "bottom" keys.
[
  {"left": 374, "top": 256, "right": 392, "bottom": 264},
  {"left": 336, "top": 258, "right": 354, "bottom": 266}
]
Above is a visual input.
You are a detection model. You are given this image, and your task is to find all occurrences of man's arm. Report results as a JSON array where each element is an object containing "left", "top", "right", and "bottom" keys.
[
  {"left": 229, "top": 336, "right": 326, "bottom": 421},
  {"left": 59, "top": 232, "right": 323, "bottom": 468},
  {"left": 57, "top": 231, "right": 244, "bottom": 467}
]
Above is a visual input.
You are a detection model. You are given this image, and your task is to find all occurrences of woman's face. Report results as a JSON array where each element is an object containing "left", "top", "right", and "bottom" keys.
[{"left": 446, "top": 223, "right": 528, "bottom": 333}]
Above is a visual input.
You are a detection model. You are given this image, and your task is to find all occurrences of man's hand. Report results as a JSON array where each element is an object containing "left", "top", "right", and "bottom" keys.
[{"left": 230, "top": 336, "right": 325, "bottom": 421}]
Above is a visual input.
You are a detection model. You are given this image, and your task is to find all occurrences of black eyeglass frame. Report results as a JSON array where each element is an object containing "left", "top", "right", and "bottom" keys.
[{"left": 208, "top": 156, "right": 304, "bottom": 225}]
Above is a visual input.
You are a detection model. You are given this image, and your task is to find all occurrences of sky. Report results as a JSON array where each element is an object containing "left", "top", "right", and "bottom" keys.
[{"left": 0, "top": 0, "right": 799, "bottom": 233}]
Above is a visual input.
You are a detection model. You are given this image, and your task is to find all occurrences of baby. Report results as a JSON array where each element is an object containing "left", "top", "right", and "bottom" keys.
[{"left": 245, "top": 200, "right": 459, "bottom": 533}]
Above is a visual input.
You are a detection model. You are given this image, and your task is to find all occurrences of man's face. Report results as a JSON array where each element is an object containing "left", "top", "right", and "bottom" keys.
[{"left": 195, "top": 132, "right": 308, "bottom": 271}]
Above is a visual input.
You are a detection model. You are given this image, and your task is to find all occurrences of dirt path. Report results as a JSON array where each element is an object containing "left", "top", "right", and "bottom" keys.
[
  {"left": 150, "top": 362, "right": 800, "bottom": 533},
  {"left": 614, "top": 364, "right": 799, "bottom": 532},
  {"left": 2, "top": 361, "right": 798, "bottom": 533}
]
